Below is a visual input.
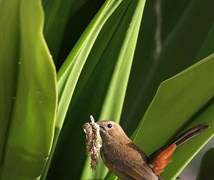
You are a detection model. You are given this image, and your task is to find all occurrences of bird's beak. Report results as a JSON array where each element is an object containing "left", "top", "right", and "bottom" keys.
[{"left": 96, "top": 122, "right": 105, "bottom": 132}]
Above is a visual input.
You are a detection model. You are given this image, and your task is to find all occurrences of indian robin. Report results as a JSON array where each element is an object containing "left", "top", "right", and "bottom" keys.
[{"left": 97, "top": 121, "right": 208, "bottom": 180}]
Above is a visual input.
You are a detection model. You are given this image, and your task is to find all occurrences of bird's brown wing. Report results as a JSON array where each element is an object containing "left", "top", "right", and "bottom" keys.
[{"left": 101, "top": 142, "right": 159, "bottom": 180}]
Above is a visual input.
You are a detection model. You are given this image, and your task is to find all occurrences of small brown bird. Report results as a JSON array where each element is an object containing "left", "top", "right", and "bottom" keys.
[{"left": 97, "top": 121, "right": 208, "bottom": 180}]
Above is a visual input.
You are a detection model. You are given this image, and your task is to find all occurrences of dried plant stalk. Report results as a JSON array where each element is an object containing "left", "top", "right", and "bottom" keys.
[{"left": 83, "top": 115, "right": 101, "bottom": 170}]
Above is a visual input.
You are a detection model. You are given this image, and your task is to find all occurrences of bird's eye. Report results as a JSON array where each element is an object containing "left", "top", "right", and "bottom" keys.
[{"left": 107, "top": 124, "right": 112, "bottom": 128}]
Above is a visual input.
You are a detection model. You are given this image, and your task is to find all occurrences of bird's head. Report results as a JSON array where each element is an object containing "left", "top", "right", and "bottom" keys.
[{"left": 96, "top": 121, "right": 129, "bottom": 144}]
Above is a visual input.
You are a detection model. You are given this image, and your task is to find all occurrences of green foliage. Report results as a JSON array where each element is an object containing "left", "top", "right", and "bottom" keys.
[
  {"left": 0, "top": 0, "right": 214, "bottom": 180},
  {"left": 0, "top": 0, "right": 57, "bottom": 179},
  {"left": 197, "top": 148, "right": 214, "bottom": 180},
  {"left": 133, "top": 55, "right": 214, "bottom": 179}
]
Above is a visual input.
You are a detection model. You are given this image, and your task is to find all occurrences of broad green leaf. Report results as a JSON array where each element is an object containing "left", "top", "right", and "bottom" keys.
[
  {"left": 82, "top": 0, "right": 146, "bottom": 178},
  {"left": 0, "top": 0, "right": 20, "bottom": 162},
  {"left": 132, "top": 54, "right": 214, "bottom": 179},
  {"left": 197, "top": 148, "right": 214, "bottom": 180},
  {"left": 42, "top": 0, "right": 104, "bottom": 67},
  {"left": 56, "top": 0, "right": 118, "bottom": 130},
  {"left": 121, "top": 0, "right": 214, "bottom": 134},
  {"left": 162, "top": 103, "right": 214, "bottom": 179},
  {"left": 0, "top": 0, "right": 57, "bottom": 179},
  {"left": 45, "top": 0, "right": 146, "bottom": 179},
  {"left": 42, "top": 0, "right": 120, "bottom": 178}
]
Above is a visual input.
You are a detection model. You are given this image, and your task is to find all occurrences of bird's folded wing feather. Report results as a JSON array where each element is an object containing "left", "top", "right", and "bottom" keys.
[{"left": 103, "top": 142, "right": 159, "bottom": 180}]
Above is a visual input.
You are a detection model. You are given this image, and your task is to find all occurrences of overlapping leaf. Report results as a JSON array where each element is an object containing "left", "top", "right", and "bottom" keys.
[
  {"left": 121, "top": 0, "right": 214, "bottom": 134},
  {"left": 42, "top": 0, "right": 104, "bottom": 67},
  {"left": 197, "top": 148, "right": 214, "bottom": 180},
  {"left": 0, "top": 0, "right": 57, "bottom": 179},
  {"left": 133, "top": 55, "right": 214, "bottom": 179},
  {"left": 45, "top": 0, "right": 146, "bottom": 179}
]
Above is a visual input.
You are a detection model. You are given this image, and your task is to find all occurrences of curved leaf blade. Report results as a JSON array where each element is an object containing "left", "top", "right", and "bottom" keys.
[
  {"left": 197, "top": 148, "right": 214, "bottom": 180},
  {"left": 0, "top": 0, "right": 57, "bottom": 179},
  {"left": 46, "top": 0, "right": 146, "bottom": 179},
  {"left": 133, "top": 54, "right": 214, "bottom": 179}
]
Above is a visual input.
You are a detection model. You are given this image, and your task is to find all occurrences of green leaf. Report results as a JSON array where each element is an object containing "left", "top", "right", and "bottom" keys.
[
  {"left": 132, "top": 54, "right": 214, "bottom": 179},
  {"left": 45, "top": 0, "right": 146, "bottom": 179},
  {"left": 121, "top": 0, "right": 214, "bottom": 134},
  {"left": 42, "top": 0, "right": 104, "bottom": 68},
  {"left": 82, "top": 0, "right": 146, "bottom": 178},
  {"left": 0, "top": 0, "right": 57, "bottom": 179},
  {"left": 42, "top": 0, "right": 122, "bottom": 178},
  {"left": 0, "top": 0, "right": 20, "bottom": 162},
  {"left": 197, "top": 148, "right": 214, "bottom": 180}
]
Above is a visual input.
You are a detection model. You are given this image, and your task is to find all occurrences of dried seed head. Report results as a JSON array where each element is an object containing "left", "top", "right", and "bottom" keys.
[{"left": 83, "top": 115, "right": 101, "bottom": 170}]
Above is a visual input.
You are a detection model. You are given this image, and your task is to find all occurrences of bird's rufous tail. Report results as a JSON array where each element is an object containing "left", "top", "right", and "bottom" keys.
[{"left": 148, "top": 124, "right": 208, "bottom": 176}]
